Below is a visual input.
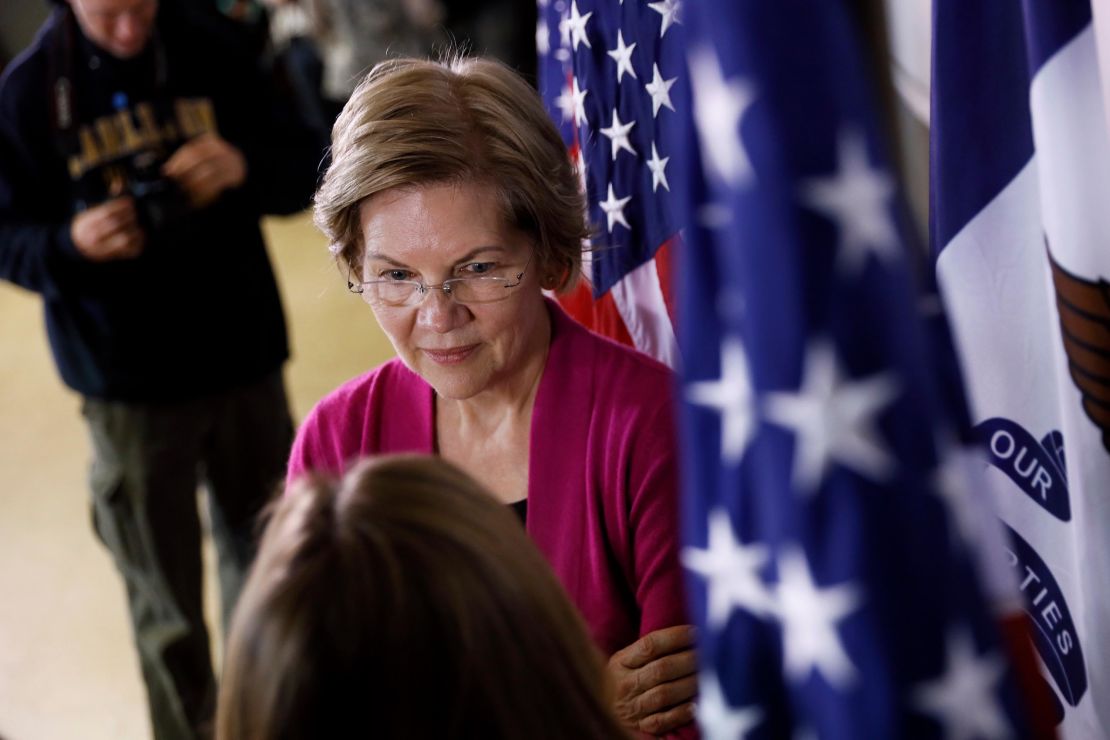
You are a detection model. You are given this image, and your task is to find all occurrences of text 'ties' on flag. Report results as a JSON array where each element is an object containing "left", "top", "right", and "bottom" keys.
[
  {"left": 672, "top": 2, "right": 1032, "bottom": 738},
  {"left": 537, "top": 0, "right": 684, "bottom": 367}
]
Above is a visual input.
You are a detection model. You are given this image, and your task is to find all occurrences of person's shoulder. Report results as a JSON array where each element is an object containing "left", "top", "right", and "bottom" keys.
[
  {"left": 0, "top": 15, "right": 58, "bottom": 120},
  {"left": 594, "top": 331, "right": 672, "bottom": 382},
  {"left": 557, "top": 315, "right": 680, "bottom": 469},
  {"left": 0, "top": 42, "right": 49, "bottom": 99},
  {"left": 548, "top": 310, "right": 676, "bottom": 441},
  {"left": 157, "top": 2, "right": 255, "bottom": 71},
  {"left": 308, "top": 358, "right": 414, "bottom": 420},
  {"left": 290, "top": 357, "right": 421, "bottom": 479},
  {"left": 562, "top": 311, "right": 674, "bottom": 389},
  {"left": 158, "top": 2, "right": 235, "bottom": 44}
]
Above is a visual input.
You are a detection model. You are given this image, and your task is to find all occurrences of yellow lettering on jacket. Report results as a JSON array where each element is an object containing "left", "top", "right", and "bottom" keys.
[
  {"left": 66, "top": 97, "right": 218, "bottom": 180},
  {"left": 134, "top": 103, "right": 162, "bottom": 148},
  {"left": 68, "top": 128, "right": 101, "bottom": 179},
  {"left": 93, "top": 118, "right": 122, "bottom": 161},
  {"left": 115, "top": 109, "right": 143, "bottom": 150},
  {"left": 175, "top": 98, "right": 217, "bottom": 139}
]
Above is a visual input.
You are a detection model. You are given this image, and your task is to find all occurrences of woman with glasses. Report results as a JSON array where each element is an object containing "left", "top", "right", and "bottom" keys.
[{"left": 288, "top": 57, "right": 697, "bottom": 737}]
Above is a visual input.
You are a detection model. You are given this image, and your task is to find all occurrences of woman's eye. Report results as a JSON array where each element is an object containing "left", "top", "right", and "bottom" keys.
[
  {"left": 381, "top": 269, "right": 414, "bottom": 281},
  {"left": 462, "top": 262, "right": 496, "bottom": 276}
]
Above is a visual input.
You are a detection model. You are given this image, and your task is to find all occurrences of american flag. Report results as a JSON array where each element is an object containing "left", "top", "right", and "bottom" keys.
[
  {"left": 668, "top": 2, "right": 1031, "bottom": 737},
  {"left": 537, "top": 0, "right": 683, "bottom": 366}
]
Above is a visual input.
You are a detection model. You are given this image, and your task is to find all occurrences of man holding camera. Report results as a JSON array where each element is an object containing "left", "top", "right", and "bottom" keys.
[{"left": 0, "top": 0, "right": 321, "bottom": 736}]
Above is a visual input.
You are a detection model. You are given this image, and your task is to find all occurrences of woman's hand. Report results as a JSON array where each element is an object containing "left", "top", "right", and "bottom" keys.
[{"left": 608, "top": 625, "right": 698, "bottom": 736}]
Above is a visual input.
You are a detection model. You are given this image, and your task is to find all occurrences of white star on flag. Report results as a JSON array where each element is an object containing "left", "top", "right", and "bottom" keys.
[
  {"left": 687, "top": 337, "right": 756, "bottom": 464},
  {"left": 599, "top": 109, "right": 637, "bottom": 160},
  {"left": 570, "top": 76, "right": 589, "bottom": 129},
  {"left": 932, "top": 444, "right": 987, "bottom": 548},
  {"left": 764, "top": 340, "right": 900, "bottom": 493},
  {"left": 566, "top": 0, "right": 592, "bottom": 50},
  {"left": 800, "top": 127, "right": 899, "bottom": 275},
  {"left": 696, "top": 671, "right": 762, "bottom": 740},
  {"left": 697, "top": 202, "right": 732, "bottom": 230},
  {"left": 645, "top": 63, "right": 677, "bottom": 117},
  {"left": 646, "top": 143, "right": 670, "bottom": 193},
  {"left": 912, "top": 630, "right": 1010, "bottom": 740},
  {"left": 599, "top": 184, "right": 632, "bottom": 232},
  {"left": 553, "top": 83, "right": 574, "bottom": 123},
  {"left": 607, "top": 30, "right": 637, "bottom": 82},
  {"left": 648, "top": 0, "right": 682, "bottom": 38},
  {"left": 690, "top": 44, "right": 757, "bottom": 187},
  {"left": 773, "top": 545, "right": 861, "bottom": 688},
  {"left": 682, "top": 508, "right": 773, "bottom": 626},
  {"left": 536, "top": 19, "right": 550, "bottom": 56}
]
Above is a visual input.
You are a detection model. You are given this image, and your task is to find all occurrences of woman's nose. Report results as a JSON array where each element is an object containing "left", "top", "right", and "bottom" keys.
[{"left": 415, "top": 288, "right": 466, "bottom": 333}]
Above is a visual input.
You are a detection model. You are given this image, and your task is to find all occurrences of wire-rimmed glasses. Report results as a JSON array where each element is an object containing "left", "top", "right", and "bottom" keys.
[{"left": 348, "top": 254, "right": 531, "bottom": 307}]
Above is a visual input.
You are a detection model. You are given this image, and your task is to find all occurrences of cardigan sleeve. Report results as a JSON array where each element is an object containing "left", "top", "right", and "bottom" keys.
[
  {"left": 285, "top": 372, "right": 378, "bottom": 487},
  {"left": 285, "top": 402, "right": 332, "bottom": 486},
  {"left": 626, "top": 398, "right": 701, "bottom": 740},
  {"left": 625, "top": 395, "right": 691, "bottom": 636}
]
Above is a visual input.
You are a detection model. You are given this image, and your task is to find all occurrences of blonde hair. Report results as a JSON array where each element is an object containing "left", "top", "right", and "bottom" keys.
[
  {"left": 313, "top": 57, "right": 588, "bottom": 290},
  {"left": 217, "top": 455, "right": 625, "bottom": 740}
]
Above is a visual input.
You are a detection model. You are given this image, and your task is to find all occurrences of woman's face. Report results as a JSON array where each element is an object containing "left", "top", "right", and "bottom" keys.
[{"left": 357, "top": 182, "right": 549, "bottom": 401}]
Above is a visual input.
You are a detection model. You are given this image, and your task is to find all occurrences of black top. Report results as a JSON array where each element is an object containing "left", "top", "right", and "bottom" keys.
[{"left": 0, "top": 2, "right": 321, "bottom": 401}]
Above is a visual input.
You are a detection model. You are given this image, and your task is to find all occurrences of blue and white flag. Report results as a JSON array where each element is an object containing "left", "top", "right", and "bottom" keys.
[
  {"left": 673, "top": 1, "right": 1030, "bottom": 736},
  {"left": 932, "top": 1, "right": 1110, "bottom": 735}
]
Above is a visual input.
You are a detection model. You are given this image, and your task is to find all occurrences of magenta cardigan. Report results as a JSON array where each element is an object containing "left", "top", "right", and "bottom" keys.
[{"left": 286, "top": 300, "right": 689, "bottom": 659}]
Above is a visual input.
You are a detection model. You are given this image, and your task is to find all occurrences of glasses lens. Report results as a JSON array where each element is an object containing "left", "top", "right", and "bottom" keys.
[
  {"left": 365, "top": 281, "right": 418, "bottom": 306},
  {"left": 450, "top": 277, "right": 511, "bottom": 304}
]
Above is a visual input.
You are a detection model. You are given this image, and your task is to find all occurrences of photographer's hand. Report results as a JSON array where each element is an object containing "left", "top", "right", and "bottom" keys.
[
  {"left": 70, "top": 197, "right": 146, "bottom": 261},
  {"left": 163, "top": 133, "right": 247, "bottom": 209}
]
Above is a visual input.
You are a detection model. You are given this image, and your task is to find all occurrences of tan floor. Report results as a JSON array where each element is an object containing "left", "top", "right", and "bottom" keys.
[{"left": 0, "top": 212, "right": 395, "bottom": 740}]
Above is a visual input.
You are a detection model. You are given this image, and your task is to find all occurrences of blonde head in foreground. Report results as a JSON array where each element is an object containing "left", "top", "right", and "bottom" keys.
[{"left": 217, "top": 455, "right": 626, "bottom": 739}]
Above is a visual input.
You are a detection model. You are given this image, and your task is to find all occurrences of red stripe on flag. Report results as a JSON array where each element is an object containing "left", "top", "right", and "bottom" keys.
[
  {"left": 558, "top": 281, "right": 635, "bottom": 347},
  {"left": 997, "top": 613, "right": 1060, "bottom": 739},
  {"left": 654, "top": 236, "right": 679, "bottom": 328}
]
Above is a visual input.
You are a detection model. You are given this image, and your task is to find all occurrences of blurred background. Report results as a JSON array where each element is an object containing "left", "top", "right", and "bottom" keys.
[
  {"left": 0, "top": 211, "right": 392, "bottom": 739},
  {"left": 0, "top": 4, "right": 405, "bottom": 737}
]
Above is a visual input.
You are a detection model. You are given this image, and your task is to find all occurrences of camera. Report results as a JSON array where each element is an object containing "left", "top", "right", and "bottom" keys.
[{"left": 123, "top": 150, "right": 192, "bottom": 233}]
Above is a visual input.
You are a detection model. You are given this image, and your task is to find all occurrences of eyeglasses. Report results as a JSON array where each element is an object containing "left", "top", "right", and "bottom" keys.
[{"left": 347, "top": 254, "right": 531, "bottom": 307}]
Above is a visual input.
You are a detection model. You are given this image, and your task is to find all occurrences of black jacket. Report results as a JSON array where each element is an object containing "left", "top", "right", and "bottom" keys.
[{"left": 0, "top": 2, "right": 321, "bottom": 401}]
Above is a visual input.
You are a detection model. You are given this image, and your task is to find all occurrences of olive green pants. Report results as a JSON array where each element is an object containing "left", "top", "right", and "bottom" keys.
[{"left": 82, "top": 372, "right": 293, "bottom": 740}]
